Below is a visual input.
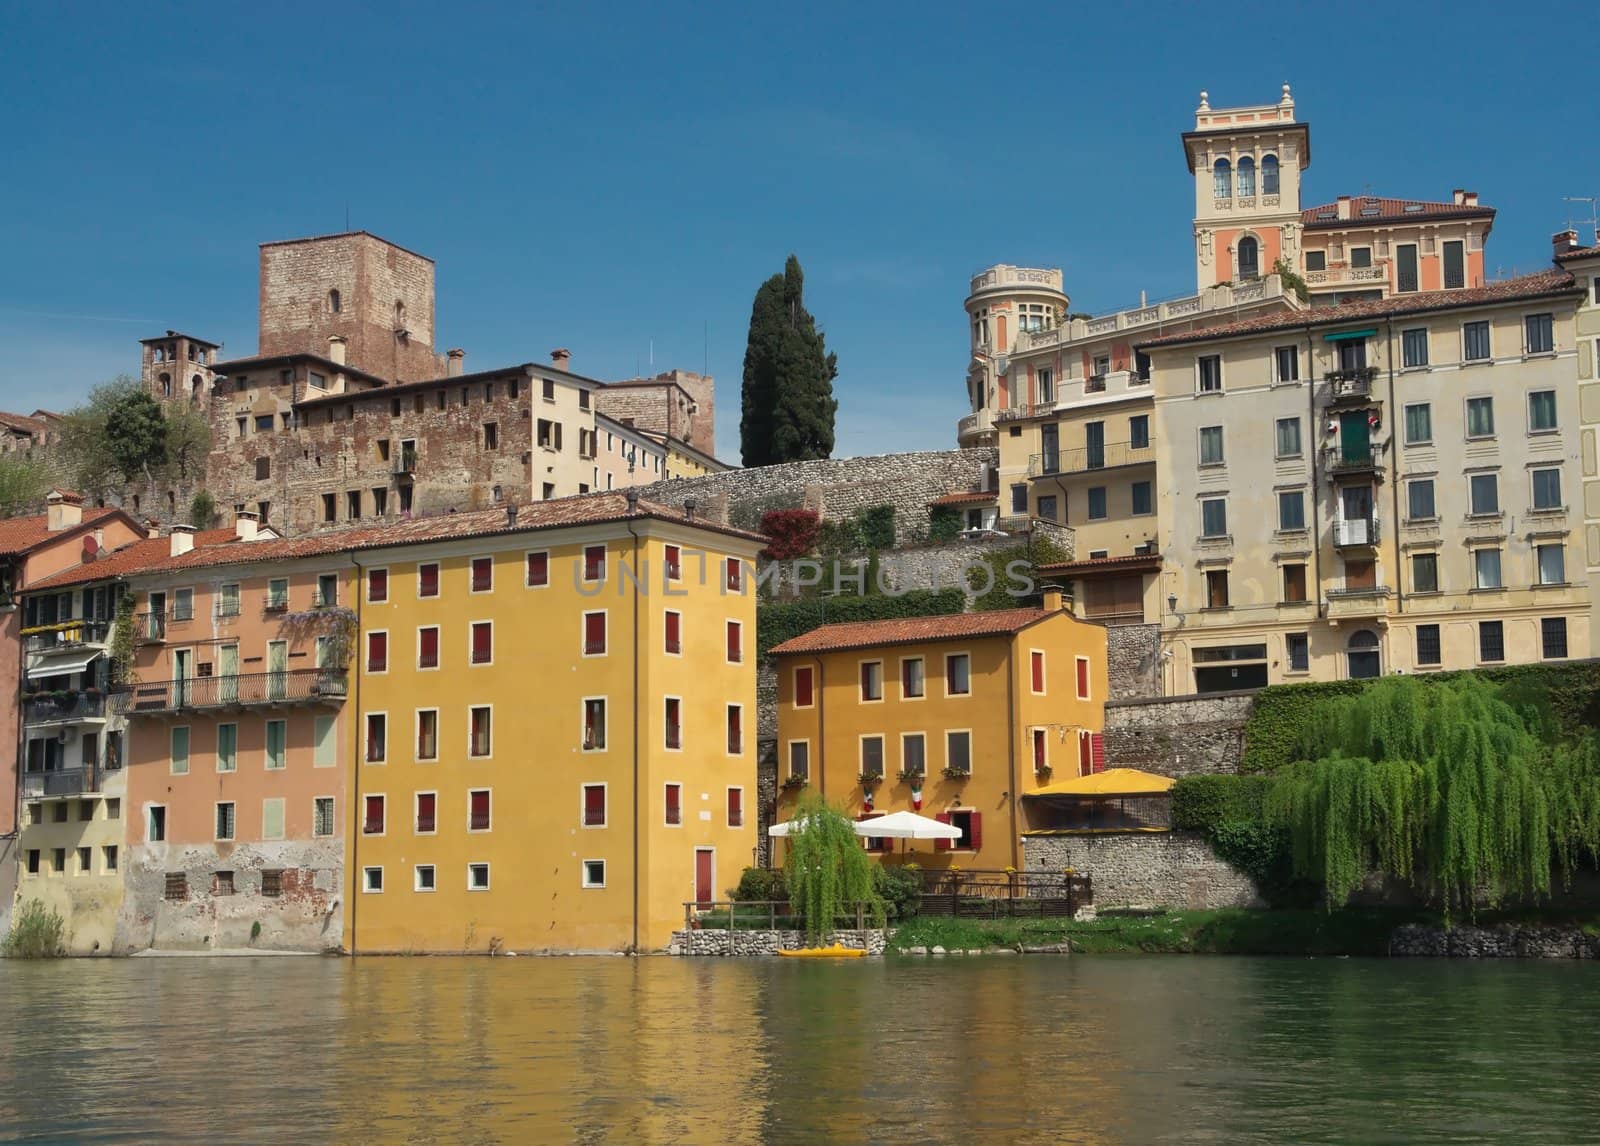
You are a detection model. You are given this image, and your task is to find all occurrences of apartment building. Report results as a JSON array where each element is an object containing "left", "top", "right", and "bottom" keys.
[
  {"left": 771, "top": 595, "right": 1106, "bottom": 872},
  {"left": 347, "top": 493, "right": 762, "bottom": 953},
  {"left": 593, "top": 413, "right": 669, "bottom": 491},
  {"left": 1555, "top": 235, "right": 1600, "bottom": 651},
  {"left": 1140, "top": 270, "right": 1589, "bottom": 691}
]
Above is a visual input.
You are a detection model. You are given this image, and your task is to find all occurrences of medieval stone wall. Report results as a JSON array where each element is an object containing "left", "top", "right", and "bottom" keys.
[
  {"left": 1022, "top": 831, "right": 1262, "bottom": 910},
  {"left": 1102, "top": 691, "right": 1255, "bottom": 777}
]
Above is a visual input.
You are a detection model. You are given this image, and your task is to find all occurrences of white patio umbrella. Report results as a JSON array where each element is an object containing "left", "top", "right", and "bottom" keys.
[
  {"left": 853, "top": 810, "right": 963, "bottom": 840},
  {"left": 767, "top": 817, "right": 815, "bottom": 838}
]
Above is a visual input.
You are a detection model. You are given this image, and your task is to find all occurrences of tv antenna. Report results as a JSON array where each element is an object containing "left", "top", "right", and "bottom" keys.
[{"left": 1563, "top": 196, "right": 1598, "bottom": 245}]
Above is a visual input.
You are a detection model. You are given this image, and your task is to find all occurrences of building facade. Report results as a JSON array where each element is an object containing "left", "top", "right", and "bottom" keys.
[
  {"left": 771, "top": 598, "right": 1107, "bottom": 872},
  {"left": 1555, "top": 237, "right": 1600, "bottom": 652}
]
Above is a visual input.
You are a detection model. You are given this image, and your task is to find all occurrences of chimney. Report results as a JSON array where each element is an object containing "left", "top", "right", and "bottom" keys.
[
  {"left": 683, "top": 498, "right": 697, "bottom": 522},
  {"left": 145, "top": 518, "right": 161, "bottom": 540},
  {"left": 1553, "top": 230, "right": 1580, "bottom": 258},
  {"left": 45, "top": 489, "right": 84, "bottom": 532},
  {"left": 1336, "top": 196, "right": 1351, "bottom": 220},
  {"left": 1042, "top": 588, "right": 1064, "bottom": 612},
  {"left": 327, "top": 335, "right": 347, "bottom": 366},
  {"left": 1452, "top": 189, "right": 1465, "bottom": 206},
  {"left": 1463, "top": 191, "right": 1478, "bottom": 208},
  {"left": 234, "top": 510, "right": 259, "bottom": 543},
  {"left": 505, "top": 503, "right": 517, "bottom": 526},
  {"left": 169, "top": 524, "right": 195, "bottom": 558},
  {"left": 625, "top": 487, "right": 640, "bottom": 513},
  {"left": 447, "top": 349, "right": 465, "bottom": 377},
  {"left": 550, "top": 348, "right": 572, "bottom": 372}
]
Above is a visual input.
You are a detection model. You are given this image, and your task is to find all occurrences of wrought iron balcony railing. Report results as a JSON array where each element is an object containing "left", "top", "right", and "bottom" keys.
[
  {"left": 114, "top": 669, "right": 348, "bottom": 715},
  {"left": 1029, "top": 440, "right": 1155, "bottom": 478},
  {"left": 23, "top": 620, "right": 111, "bottom": 653},
  {"left": 23, "top": 692, "right": 108, "bottom": 723}
]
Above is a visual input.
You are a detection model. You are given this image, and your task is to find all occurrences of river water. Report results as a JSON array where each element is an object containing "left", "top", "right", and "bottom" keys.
[{"left": 0, "top": 955, "right": 1593, "bottom": 1144}]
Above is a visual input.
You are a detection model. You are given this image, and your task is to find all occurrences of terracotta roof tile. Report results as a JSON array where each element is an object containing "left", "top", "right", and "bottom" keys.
[
  {"left": 769, "top": 607, "right": 1048, "bottom": 656},
  {"left": 0, "top": 508, "right": 128, "bottom": 557},
  {"left": 929, "top": 491, "right": 999, "bottom": 506},
  {"left": 1137, "top": 270, "right": 1578, "bottom": 350},
  {"left": 1301, "top": 196, "right": 1494, "bottom": 229},
  {"left": 1555, "top": 244, "right": 1600, "bottom": 263},
  {"left": 0, "top": 410, "right": 50, "bottom": 436},
  {"left": 26, "top": 494, "right": 766, "bottom": 590},
  {"left": 1039, "top": 554, "right": 1162, "bottom": 575}
]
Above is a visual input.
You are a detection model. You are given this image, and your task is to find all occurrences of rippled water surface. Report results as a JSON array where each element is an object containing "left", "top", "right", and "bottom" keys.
[{"left": 0, "top": 955, "right": 1593, "bottom": 1143}]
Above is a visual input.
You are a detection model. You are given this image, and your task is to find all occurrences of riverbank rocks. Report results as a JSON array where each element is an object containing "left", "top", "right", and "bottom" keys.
[
  {"left": 667, "top": 929, "right": 888, "bottom": 956},
  {"left": 1391, "top": 924, "right": 1600, "bottom": 959}
]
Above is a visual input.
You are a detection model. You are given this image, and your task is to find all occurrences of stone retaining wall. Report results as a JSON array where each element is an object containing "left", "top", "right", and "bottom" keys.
[
  {"left": 1022, "top": 830, "right": 1262, "bottom": 910},
  {"left": 1391, "top": 924, "right": 1600, "bottom": 958},
  {"left": 1102, "top": 691, "right": 1255, "bottom": 777},
  {"left": 1105, "top": 624, "right": 1161, "bottom": 701},
  {"left": 667, "top": 928, "right": 888, "bottom": 956}
]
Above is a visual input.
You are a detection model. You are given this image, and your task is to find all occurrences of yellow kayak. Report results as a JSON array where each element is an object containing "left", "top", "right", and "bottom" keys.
[{"left": 777, "top": 945, "right": 865, "bottom": 958}]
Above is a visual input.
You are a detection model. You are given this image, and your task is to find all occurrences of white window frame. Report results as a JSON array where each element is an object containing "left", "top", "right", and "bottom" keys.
[
  {"left": 581, "top": 859, "right": 606, "bottom": 888},
  {"left": 466, "top": 787, "right": 492, "bottom": 835},
  {"left": 414, "top": 790, "right": 438, "bottom": 836},
  {"left": 365, "top": 566, "right": 390, "bottom": 604},
  {"left": 362, "top": 866, "right": 384, "bottom": 894},
  {"left": 414, "top": 864, "right": 436, "bottom": 893},
  {"left": 581, "top": 782, "right": 608, "bottom": 829},
  {"left": 468, "top": 555, "right": 494, "bottom": 595},
  {"left": 581, "top": 696, "right": 608, "bottom": 754},
  {"left": 467, "top": 704, "right": 493, "bottom": 759},
  {"left": 467, "top": 862, "right": 491, "bottom": 892},
  {"left": 468, "top": 618, "right": 494, "bottom": 668}
]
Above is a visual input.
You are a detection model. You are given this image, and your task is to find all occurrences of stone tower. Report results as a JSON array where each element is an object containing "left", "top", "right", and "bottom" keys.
[{"left": 139, "top": 331, "right": 222, "bottom": 407}]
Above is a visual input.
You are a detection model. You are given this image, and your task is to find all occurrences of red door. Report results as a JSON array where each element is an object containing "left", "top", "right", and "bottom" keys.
[{"left": 694, "top": 849, "right": 714, "bottom": 907}]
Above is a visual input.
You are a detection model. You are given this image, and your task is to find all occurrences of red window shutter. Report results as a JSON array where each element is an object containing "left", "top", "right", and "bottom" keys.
[
  {"left": 470, "top": 790, "right": 490, "bottom": 827},
  {"left": 369, "top": 569, "right": 388, "bottom": 602},
  {"left": 1091, "top": 732, "right": 1106, "bottom": 774},
  {"left": 417, "top": 793, "right": 436, "bottom": 832},
  {"left": 368, "top": 632, "right": 387, "bottom": 672},
  {"left": 796, "top": 667, "right": 813, "bottom": 707},
  {"left": 472, "top": 623, "right": 492, "bottom": 664},
  {"left": 1076, "top": 658, "right": 1090, "bottom": 700},
  {"left": 472, "top": 558, "right": 492, "bottom": 592},
  {"left": 665, "top": 545, "right": 681, "bottom": 579},
  {"left": 728, "top": 789, "right": 743, "bottom": 827},
  {"left": 665, "top": 611, "right": 681, "bottom": 654},
  {"left": 365, "top": 795, "right": 384, "bottom": 833},
  {"left": 1031, "top": 651, "right": 1044, "bottom": 692},
  {"left": 584, "top": 545, "right": 605, "bottom": 581},
  {"left": 727, "top": 707, "right": 742, "bottom": 753},
  {"left": 665, "top": 699, "right": 681, "bottom": 749},
  {"left": 419, "top": 627, "right": 438, "bottom": 668},
  {"left": 1033, "top": 730, "right": 1046, "bottom": 770},
  {"left": 725, "top": 558, "right": 741, "bottom": 591},
  {"left": 666, "top": 785, "right": 681, "bottom": 824},
  {"left": 969, "top": 812, "right": 983, "bottom": 853},
  {"left": 1079, "top": 731, "right": 1092, "bottom": 776},
  {"left": 860, "top": 663, "right": 872, "bottom": 699},
  {"left": 935, "top": 812, "right": 953, "bottom": 851},
  {"left": 526, "top": 553, "right": 548, "bottom": 587},
  {"left": 420, "top": 563, "right": 439, "bottom": 597},
  {"left": 584, "top": 786, "right": 605, "bottom": 826},
  {"left": 726, "top": 622, "right": 741, "bottom": 662},
  {"left": 585, "top": 613, "right": 606, "bottom": 655}
]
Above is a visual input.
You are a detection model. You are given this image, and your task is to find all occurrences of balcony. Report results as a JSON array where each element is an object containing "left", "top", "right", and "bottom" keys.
[
  {"left": 1325, "top": 368, "right": 1379, "bottom": 404},
  {"left": 114, "top": 669, "right": 348, "bottom": 715},
  {"left": 23, "top": 620, "right": 110, "bottom": 653},
  {"left": 135, "top": 611, "right": 168, "bottom": 643},
  {"left": 1332, "top": 517, "right": 1381, "bottom": 549},
  {"left": 21, "top": 768, "right": 97, "bottom": 799},
  {"left": 1324, "top": 445, "right": 1381, "bottom": 477},
  {"left": 1305, "top": 265, "right": 1388, "bottom": 288},
  {"left": 1030, "top": 440, "right": 1155, "bottom": 479},
  {"left": 957, "top": 410, "right": 995, "bottom": 443},
  {"left": 393, "top": 448, "right": 418, "bottom": 476},
  {"left": 22, "top": 691, "right": 108, "bottom": 724},
  {"left": 1325, "top": 586, "right": 1394, "bottom": 621}
]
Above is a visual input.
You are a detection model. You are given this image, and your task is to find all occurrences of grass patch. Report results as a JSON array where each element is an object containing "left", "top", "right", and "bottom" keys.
[{"left": 3, "top": 900, "right": 66, "bottom": 959}]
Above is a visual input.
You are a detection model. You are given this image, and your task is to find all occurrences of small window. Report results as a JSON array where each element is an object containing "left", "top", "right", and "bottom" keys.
[
  {"left": 1474, "top": 548, "right": 1503, "bottom": 590},
  {"left": 1416, "top": 624, "right": 1442, "bottom": 666},
  {"left": 364, "top": 794, "right": 386, "bottom": 835},
  {"left": 1402, "top": 329, "right": 1430, "bottom": 368},
  {"left": 1532, "top": 468, "right": 1562, "bottom": 510},
  {"left": 1412, "top": 552, "right": 1439, "bottom": 594},
  {"left": 1469, "top": 473, "right": 1499, "bottom": 515},
  {"left": 1199, "top": 426, "right": 1225, "bottom": 465},
  {"left": 860, "top": 661, "right": 884, "bottom": 702},
  {"left": 1275, "top": 417, "right": 1302, "bottom": 459},
  {"left": 1349, "top": 246, "right": 1372, "bottom": 269},
  {"left": 583, "top": 784, "right": 607, "bottom": 828},
  {"left": 415, "top": 792, "right": 437, "bottom": 834},
  {"left": 346, "top": 490, "right": 362, "bottom": 520},
  {"left": 367, "top": 631, "right": 388, "bottom": 673},
  {"left": 255, "top": 457, "right": 270, "bottom": 481},
  {"left": 171, "top": 726, "right": 191, "bottom": 775},
  {"left": 1537, "top": 544, "right": 1566, "bottom": 586},
  {"left": 217, "top": 724, "right": 238, "bottom": 773},
  {"left": 665, "top": 783, "right": 683, "bottom": 826},
  {"left": 215, "top": 802, "right": 236, "bottom": 842},
  {"left": 468, "top": 863, "right": 490, "bottom": 891},
  {"left": 1286, "top": 633, "right": 1309, "bottom": 672},
  {"left": 417, "top": 710, "right": 438, "bottom": 761},
  {"left": 1304, "top": 250, "right": 1327, "bottom": 272},
  {"left": 583, "top": 545, "right": 606, "bottom": 583},
  {"left": 1273, "top": 346, "right": 1299, "bottom": 383},
  {"left": 726, "top": 704, "right": 743, "bottom": 754},
  {"left": 1282, "top": 563, "right": 1307, "bottom": 603},
  {"left": 1525, "top": 313, "right": 1554, "bottom": 355},
  {"left": 794, "top": 665, "right": 815, "bottom": 707},
  {"left": 265, "top": 720, "right": 287, "bottom": 771},
  {"left": 1479, "top": 620, "right": 1505, "bottom": 663},
  {"left": 583, "top": 612, "right": 607, "bottom": 656},
  {"left": 103, "top": 846, "right": 118, "bottom": 873},
  {"left": 1010, "top": 484, "right": 1028, "bottom": 515},
  {"left": 1086, "top": 487, "right": 1107, "bottom": 520},
  {"left": 1277, "top": 490, "right": 1305, "bottom": 531},
  {"left": 1029, "top": 651, "right": 1045, "bottom": 694},
  {"left": 1201, "top": 498, "right": 1228, "bottom": 538},
  {"left": 583, "top": 699, "right": 606, "bottom": 751},
  {"left": 1037, "top": 494, "right": 1059, "bottom": 522},
  {"left": 148, "top": 806, "right": 167, "bottom": 842},
  {"left": 860, "top": 736, "right": 885, "bottom": 780},
  {"left": 1408, "top": 479, "right": 1435, "bottom": 521},
  {"left": 665, "top": 610, "right": 683, "bottom": 655},
  {"left": 945, "top": 654, "right": 971, "bottom": 696},
  {"left": 1197, "top": 355, "right": 1223, "bottom": 393},
  {"left": 524, "top": 551, "right": 550, "bottom": 588},
  {"left": 471, "top": 621, "right": 493, "bottom": 665},
  {"left": 1466, "top": 397, "right": 1495, "bottom": 439},
  {"left": 329, "top": 288, "right": 341, "bottom": 313},
  {"left": 418, "top": 562, "right": 440, "bottom": 598},
  {"left": 945, "top": 731, "right": 972, "bottom": 776},
  {"left": 789, "top": 741, "right": 811, "bottom": 782},
  {"left": 314, "top": 797, "right": 335, "bottom": 838},
  {"left": 726, "top": 620, "right": 743, "bottom": 663},
  {"left": 1075, "top": 656, "right": 1091, "bottom": 700},
  {"left": 1528, "top": 390, "right": 1558, "bottom": 433},
  {"left": 470, "top": 557, "right": 493, "bottom": 593},
  {"left": 1404, "top": 403, "right": 1432, "bottom": 445},
  {"left": 725, "top": 558, "right": 743, "bottom": 592},
  {"left": 664, "top": 697, "right": 682, "bottom": 749},
  {"left": 1129, "top": 414, "right": 1150, "bottom": 449},
  {"left": 582, "top": 860, "right": 606, "bottom": 888},
  {"left": 1206, "top": 569, "right": 1230, "bottom": 609},
  {"left": 415, "top": 865, "right": 436, "bottom": 892},
  {"left": 165, "top": 873, "right": 187, "bottom": 900},
  {"left": 1443, "top": 241, "right": 1465, "bottom": 289},
  {"left": 469, "top": 706, "right": 492, "bottom": 757},
  {"left": 1463, "top": 321, "right": 1492, "bottom": 362},
  {"left": 468, "top": 789, "right": 491, "bottom": 832},
  {"left": 727, "top": 788, "right": 744, "bottom": 828},
  {"left": 267, "top": 578, "right": 289, "bottom": 610},
  {"left": 483, "top": 422, "right": 499, "bottom": 450},
  {"left": 1131, "top": 481, "right": 1153, "bottom": 516},
  {"left": 363, "top": 867, "right": 384, "bottom": 894},
  {"left": 368, "top": 568, "right": 388, "bottom": 603},
  {"left": 418, "top": 626, "right": 440, "bottom": 669},
  {"left": 1542, "top": 617, "right": 1569, "bottom": 660}
]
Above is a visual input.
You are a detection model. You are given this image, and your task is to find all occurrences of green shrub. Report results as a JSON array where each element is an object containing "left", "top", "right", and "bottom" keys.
[
  {"left": 1171, "top": 775, "right": 1273, "bottom": 831},
  {"left": 873, "top": 864, "right": 923, "bottom": 921},
  {"left": 927, "top": 505, "right": 963, "bottom": 544},
  {"left": 857, "top": 505, "right": 896, "bottom": 550},
  {"left": 730, "top": 866, "right": 788, "bottom": 902},
  {"left": 3, "top": 899, "right": 65, "bottom": 959},
  {"left": 969, "top": 534, "right": 1071, "bottom": 611}
]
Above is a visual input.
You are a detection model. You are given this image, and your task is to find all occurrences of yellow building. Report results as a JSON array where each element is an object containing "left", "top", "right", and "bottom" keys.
[
  {"left": 346, "top": 492, "right": 763, "bottom": 953},
  {"left": 771, "top": 594, "right": 1107, "bottom": 872}
]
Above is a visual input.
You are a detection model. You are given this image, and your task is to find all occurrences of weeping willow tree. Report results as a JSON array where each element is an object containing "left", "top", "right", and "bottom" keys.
[
  {"left": 1266, "top": 676, "right": 1600, "bottom": 913},
  {"left": 783, "top": 793, "right": 884, "bottom": 944}
]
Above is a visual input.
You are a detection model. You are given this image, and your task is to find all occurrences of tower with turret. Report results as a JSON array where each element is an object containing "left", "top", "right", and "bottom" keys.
[{"left": 958, "top": 265, "right": 1068, "bottom": 447}]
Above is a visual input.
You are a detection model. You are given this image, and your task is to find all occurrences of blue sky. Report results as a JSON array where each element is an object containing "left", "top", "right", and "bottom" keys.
[{"left": 1, "top": 1, "right": 1593, "bottom": 459}]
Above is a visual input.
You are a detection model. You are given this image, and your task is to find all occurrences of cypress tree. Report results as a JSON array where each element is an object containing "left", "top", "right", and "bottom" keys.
[{"left": 740, "top": 255, "right": 838, "bottom": 466}]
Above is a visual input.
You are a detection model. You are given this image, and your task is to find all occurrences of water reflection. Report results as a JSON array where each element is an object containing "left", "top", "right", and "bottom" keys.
[{"left": 0, "top": 956, "right": 1594, "bottom": 1144}]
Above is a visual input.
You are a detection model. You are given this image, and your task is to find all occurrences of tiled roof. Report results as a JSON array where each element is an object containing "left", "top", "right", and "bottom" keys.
[
  {"left": 769, "top": 607, "right": 1049, "bottom": 656},
  {"left": 0, "top": 410, "right": 51, "bottom": 436},
  {"left": 26, "top": 494, "right": 767, "bottom": 590},
  {"left": 1137, "top": 270, "right": 1578, "bottom": 349},
  {"left": 1301, "top": 196, "right": 1494, "bottom": 229},
  {"left": 1039, "top": 554, "right": 1162, "bottom": 575},
  {"left": 0, "top": 508, "right": 129, "bottom": 557},
  {"left": 929, "top": 490, "right": 998, "bottom": 506},
  {"left": 1555, "top": 244, "right": 1600, "bottom": 263}
]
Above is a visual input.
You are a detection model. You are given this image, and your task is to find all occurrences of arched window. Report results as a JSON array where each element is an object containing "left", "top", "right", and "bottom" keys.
[
  {"left": 394, "top": 300, "right": 406, "bottom": 329},
  {"left": 1213, "top": 158, "right": 1231, "bottom": 200},
  {"left": 1236, "top": 156, "right": 1256, "bottom": 198},
  {"left": 191, "top": 375, "right": 204, "bottom": 402},
  {"left": 329, "top": 289, "right": 341, "bottom": 313},
  {"left": 1237, "top": 236, "right": 1260, "bottom": 281},
  {"left": 159, "top": 372, "right": 172, "bottom": 398},
  {"left": 1347, "top": 630, "right": 1381, "bottom": 680},
  {"left": 1261, "top": 154, "right": 1280, "bottom": 196}
]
